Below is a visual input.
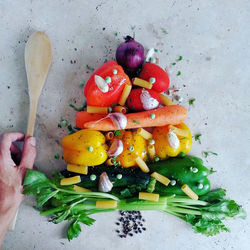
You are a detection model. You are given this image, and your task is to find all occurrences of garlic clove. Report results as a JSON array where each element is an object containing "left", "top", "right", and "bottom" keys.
[
  {"left": 109, "top": 112, "right": 127, "bottom": 129},
  {"left": 167, "top": 131, "right": 180, "bottom": 149},
  {"left": 98, "top": 172, "right": 113, "bottom": 193},
  {"left": 108, "top": 139, "right": 123, "bottom": 157},
  {"left": 95, "top": 75, "right": 109, "bottom": 93}
]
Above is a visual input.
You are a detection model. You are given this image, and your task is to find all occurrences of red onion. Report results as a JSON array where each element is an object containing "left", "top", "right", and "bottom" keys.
[
  {"left": 116, "top": 36, "right": 144, "bottom": 73},
  {"left": 108, "top": 139, "right": 123, "bottom": 157}
]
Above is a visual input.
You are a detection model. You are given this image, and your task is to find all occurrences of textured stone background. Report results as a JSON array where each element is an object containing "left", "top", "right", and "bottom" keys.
[{"left": 1, "top": 0, "right": 250, "bottom": 249}]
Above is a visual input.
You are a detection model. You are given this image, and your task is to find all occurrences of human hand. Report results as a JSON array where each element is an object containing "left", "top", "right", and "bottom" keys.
[{"left": 0, "top": 132, "right": 36, "bottom": 219}]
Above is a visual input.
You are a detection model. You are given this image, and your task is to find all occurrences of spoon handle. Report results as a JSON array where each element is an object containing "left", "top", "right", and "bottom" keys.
[{"left": 27, "top": 99, "right": 38, "bottom": 136}]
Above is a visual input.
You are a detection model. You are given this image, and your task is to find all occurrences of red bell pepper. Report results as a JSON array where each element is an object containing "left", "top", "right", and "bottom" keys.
[
  {"left": 84, "top": 60, "right": 131, "bottom": 107},
  {"left": 139, "top": 63, "right": 170, "bottom": 93}
]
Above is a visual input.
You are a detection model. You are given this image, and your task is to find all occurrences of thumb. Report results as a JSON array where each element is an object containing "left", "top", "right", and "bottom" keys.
[{"left": 19, "top": 136, "right": 36, "bottom": 169}]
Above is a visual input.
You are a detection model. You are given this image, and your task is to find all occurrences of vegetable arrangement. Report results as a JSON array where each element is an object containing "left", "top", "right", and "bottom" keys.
[{"left": 23, "top": 35, "right": 246, "bottom": 241}]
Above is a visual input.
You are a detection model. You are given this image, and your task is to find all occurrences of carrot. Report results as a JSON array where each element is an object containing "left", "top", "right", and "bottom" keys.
[
  {"left": 76, "top": 111, "right": 106, "bottom": 129},
  {"left": 83, "top": 105, "right": 187, "bottom": 131}
]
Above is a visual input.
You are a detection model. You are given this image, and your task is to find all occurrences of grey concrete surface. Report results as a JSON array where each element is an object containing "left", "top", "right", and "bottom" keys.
[{"left": 0, "top": 0, "right": 250, "bottom": 249}]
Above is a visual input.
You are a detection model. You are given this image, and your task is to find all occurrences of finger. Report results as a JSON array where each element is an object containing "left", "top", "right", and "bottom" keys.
[
  {"left": 19, "top": 136, "right": 36, "bottom": 169},
  {"left": 10, "top": 143, "right": 22, "bottom": 165},
  {"left": 0, "top": 132, "right": 25, "bottom": 158}
]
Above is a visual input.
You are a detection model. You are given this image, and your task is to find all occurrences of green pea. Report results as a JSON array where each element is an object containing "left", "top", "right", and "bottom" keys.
[
  {"left": 105, "top": 76, "right": 112, "bottom": 84},
  {"left": 116, "top": 174, "right": 122, "bottom": 180},
  {"left": 90, "top": 174, "right": 96, "bottom": 181},
  {"left": 149, "top": 77, "right": 156, "bottom": 84}
]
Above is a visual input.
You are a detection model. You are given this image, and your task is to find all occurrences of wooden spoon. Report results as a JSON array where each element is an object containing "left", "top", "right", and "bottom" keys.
[{"left": 8, "top": 31, "right": 52, "bottom": 230}]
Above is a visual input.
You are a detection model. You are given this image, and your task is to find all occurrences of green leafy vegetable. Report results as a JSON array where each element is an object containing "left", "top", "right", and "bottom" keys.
[
  {"left": 23, "top": 169, "right": 245, "bottom": 240},
  {"left": 177, "top": 71, "right": 181, "bottom": 76},
  {"left": 188, "top": 98, "right": 196, "bottom": 106}
]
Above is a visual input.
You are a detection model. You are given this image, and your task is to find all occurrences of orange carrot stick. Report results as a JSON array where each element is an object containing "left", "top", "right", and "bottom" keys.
[
  {"left": 84, "top": 105, "right": 187, "bottom": 131},
  {"left": 76, "top": 111, "right": 106, "bottom": 129}
]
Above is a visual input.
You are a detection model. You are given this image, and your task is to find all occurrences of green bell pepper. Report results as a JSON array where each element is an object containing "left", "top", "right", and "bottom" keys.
[{"left": 149, "top": 155, "right": 210, "bottom": 196}]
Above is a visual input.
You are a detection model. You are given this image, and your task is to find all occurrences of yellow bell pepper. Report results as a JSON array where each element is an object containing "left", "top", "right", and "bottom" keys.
[
  {"left": 62, "top": 129, "right": 108, "bottom": 166},
  {"left": 114, "top": 130, "right": 147, "bottom": 168},
  {"left": 153, "top": 122, "right": 192, "bottom": 159}
]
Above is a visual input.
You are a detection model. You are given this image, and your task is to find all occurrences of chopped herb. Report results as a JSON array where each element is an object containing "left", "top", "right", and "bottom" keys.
[
  {"left": 110, "top": 102, "right": 117, "bottom": 107},
  {"left": 172, "top": 62, "right": 176, "bottom": 66},
  {"left": 67, "top": 124, "right": 76, "bottom": 135},
  {"left": 162, "top": 28, "right": 168, "bottom": 34},
  {"left": 188, "top": 98, "right": 196, "bottom": 106},
  {"left": 180, "top": 137, "right": 188, "bottom": 140},
  {"left": 132, "top": 120, "right": 140, "bottom": 124},
  {"left": 86, "top": 65, "right": 94, "bottom": 71},
  {"left": 177, "top": 71, "right": 181, "bottom": 76},
  {"left": 128, "top": 146, "right": 134, "bottom": 152},
  {"left": 114, "top": 32, "right": 118, "bottom": 36},
  {"left": 177, "top": 56, "right": 183, "bottom": 61},
  {"left": 154, "top": 49, "right": 158, "bottom": 52},
  {"left": 114, "top": 130, "right": 122, "bottom": 136},
  {"left": 69, "top": 102, "right": 86, "bottom": 111},
  {"left": 88, "top": 146, "right": 94, "bottom": 152},
  {"left": 194, "top": 133, "right": 202, "bottom": 144},
  {"left": 202, "top": 151, "right": 218, "bottom": 158},
  {"left": 58, "top": 119, "right": 68, "bottom": 128},
  {"left": 79, "top": 80, "right": 84, "bottom": 87},
  {"left": 54, "top": 153, "right": 60, "bottom": 159}
]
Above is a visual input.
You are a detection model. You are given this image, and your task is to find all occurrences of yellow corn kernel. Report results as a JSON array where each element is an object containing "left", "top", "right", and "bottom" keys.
[
  {"left": 160, "top": 94, "right": 175, "bottom": 106},
  {"left": 139, "top": 192, "right": 159, "bottom": 202},
  {"left": 60, "top": 176, "right": 81, "bottom": 186},
  {"left": 96, "top": 200, "right": 118, "bottom": 208},
  {"left": 118, "top": 84, "right": 132, "bottom": 106},
  {"left": 73, "top": 185, "right": 91, "bottom": 192},
  {"left": 181, "top": 184, "right": 199, "bottom": 200},
  {"left": 135, "top": 156, "right": 150, "bottom": 173},
  {"left": 169, "top": 125, "right": 189, "bottom": 137},
  {"left": 87, "top": 105, "right": 109, "bottom": 114},
  {"left": 133, "top": 78, "right": 152, "bottom": 89},
  {"left": 151, "top": 172, "right": 170, "bottom": 186},
  {"left": 67, "top": 164, "right": 88, "bottom": 175},
  {"left": 137, "top": 128, "right": 153, "bottom": 140}
]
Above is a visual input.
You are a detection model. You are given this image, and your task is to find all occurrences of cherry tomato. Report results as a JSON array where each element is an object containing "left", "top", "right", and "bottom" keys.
[
  {"left": 139, "top": 63, "right": 170, "bottom": 93},
  {"left": 126, "top": 88, "right": 161, "bottom": 111},
  {"left": 84, "top": 61, "right": 131, "bottom": 107}
]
